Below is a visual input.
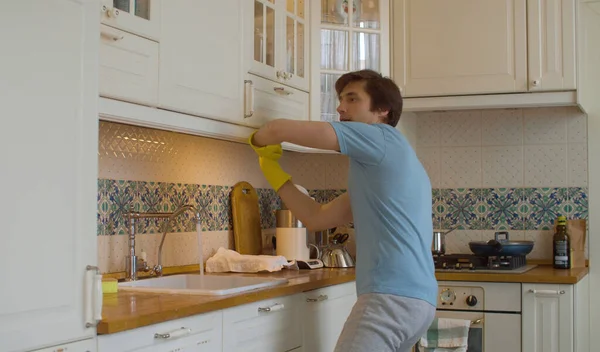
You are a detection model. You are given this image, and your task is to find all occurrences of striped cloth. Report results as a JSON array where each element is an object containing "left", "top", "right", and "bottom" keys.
[{"left": 418, "top": 317, "right": 471, "bottom": 352}]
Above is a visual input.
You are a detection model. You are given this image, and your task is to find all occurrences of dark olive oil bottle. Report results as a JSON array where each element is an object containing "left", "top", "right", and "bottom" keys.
[{"left": 553, "top": 216, "right": 571, "bottom": 269}]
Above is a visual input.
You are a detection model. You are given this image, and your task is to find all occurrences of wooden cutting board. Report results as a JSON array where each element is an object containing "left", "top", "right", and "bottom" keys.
[{"left": 230, "top": 181, "right": 263, "bottom": 255}]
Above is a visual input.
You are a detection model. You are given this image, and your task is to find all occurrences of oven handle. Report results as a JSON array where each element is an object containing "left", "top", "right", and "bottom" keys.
[{"left": 471, "top": 318, "right": 483, "bottom": 325}]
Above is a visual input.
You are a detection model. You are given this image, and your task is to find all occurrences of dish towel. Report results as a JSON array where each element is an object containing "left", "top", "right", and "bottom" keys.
[
  {"left": 205, "top": 247, "right": 297, "bottom": 273},
  {"left": 418, "top": 317, "right": 471, "bottom": 352}
]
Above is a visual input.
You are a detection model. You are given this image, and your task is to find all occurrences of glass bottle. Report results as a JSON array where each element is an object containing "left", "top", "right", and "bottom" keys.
[{"left": 553, "top": 215, "right": 571, "bottom": 269}]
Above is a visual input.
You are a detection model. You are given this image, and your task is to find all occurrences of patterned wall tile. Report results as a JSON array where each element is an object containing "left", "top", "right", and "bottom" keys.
[
  {"left": 440, "top": 110, "right": 482, "bottom": 147},
  {"left": 481, "top": 109, "right": 523, "bottom": 146},
  {"left": 521, "top": 188, "right": 568, "bottom": 230},
  {"left": 440, "top": 147, "right": 482, "bottom": 188},
  {"left": 523, "top": 107, "right": 568, "bottom": 145}
]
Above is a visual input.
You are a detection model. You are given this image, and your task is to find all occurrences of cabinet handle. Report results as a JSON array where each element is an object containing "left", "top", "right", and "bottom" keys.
[
  {"left": 306, "top": 294, "right": 329, "bottom": 302},
  {"left": 154, "top": 327, "right": 192, "bottom": 339},
  {"left": 100, "top": 28, "right": 124, "bottom": 41},
  {"left": 244, "top": 80, "right": 254, "bottom": 118},
  {"left": 258, "top": 303, "right": 285, "bottom": 312},
  {"left": 528, "top": 289, "right": 566, "bottom": 295},
  {"left": 274, "top": 87, "right": 293, "bottom": 96},
  {"left": 532, "top": 79, "right": 541, "bottom": 87},
  {"left": 84, "top": 265, "right": 103, "bottom": 328}
]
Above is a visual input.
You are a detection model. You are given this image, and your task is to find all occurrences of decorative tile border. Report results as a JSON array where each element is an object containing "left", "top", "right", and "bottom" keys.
[
  {"left": 434, "top": 187, "right": 588, "bottom": 231},
  {"left": 97, "top": 179, "right": 344, "bottom": 235},
  {"left": 99, "top": 179, "right": 587, "bottom": 235}
]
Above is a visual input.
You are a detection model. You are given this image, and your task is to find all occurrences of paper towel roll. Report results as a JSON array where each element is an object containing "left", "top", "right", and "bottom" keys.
[{"left": 276, "top": 227, "right": 310, "bottom": 261}]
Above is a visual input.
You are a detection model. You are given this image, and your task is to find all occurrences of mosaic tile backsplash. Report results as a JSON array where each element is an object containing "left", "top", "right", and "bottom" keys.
[{"left": 97, "top": 178, "right": 345, "bottom": 236}]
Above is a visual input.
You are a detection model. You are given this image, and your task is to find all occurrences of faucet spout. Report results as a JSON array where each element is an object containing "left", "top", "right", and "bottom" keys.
[
  {"left": 124, "top": 204, "right": 201, "bottom": 281},
  {"left": 154, "top": 205, "right": 201, "bottom": 277}
]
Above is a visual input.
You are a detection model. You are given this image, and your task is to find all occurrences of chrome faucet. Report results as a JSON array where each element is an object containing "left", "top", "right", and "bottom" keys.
[{"left": 125, "top": 204, "right": 201, "bottom": 281}]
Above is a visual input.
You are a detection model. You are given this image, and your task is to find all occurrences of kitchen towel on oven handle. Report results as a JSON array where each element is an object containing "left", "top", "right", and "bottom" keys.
[{"left": 418, "top": 317, "right": 470, "bottom": 352}]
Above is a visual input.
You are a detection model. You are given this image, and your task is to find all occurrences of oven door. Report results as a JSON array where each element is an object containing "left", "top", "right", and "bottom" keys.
[
  {"left": 414, "top": 310, "right": 521, "bottom": 352},
  {"left": 414, "top": 310, "right": 483, "bottom": 352}
]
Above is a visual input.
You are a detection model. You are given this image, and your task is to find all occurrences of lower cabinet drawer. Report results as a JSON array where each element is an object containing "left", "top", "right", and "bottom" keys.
[
  {"left": 97, "top": 310, "right": 222, "bottom": 352},
  {"left": 222, "top": 294, "right": 303, "bottom": 352},
  {"left": 99, "top": 24, "right": 159, "bottom": 107},
  {"left": 244, "top": 73, "right": 309, "bottom": 128}
]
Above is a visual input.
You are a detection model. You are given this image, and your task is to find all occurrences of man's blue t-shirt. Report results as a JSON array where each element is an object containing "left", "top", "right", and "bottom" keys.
[{"left": 329, "top": 121, "right": 438, "bottom": 307}]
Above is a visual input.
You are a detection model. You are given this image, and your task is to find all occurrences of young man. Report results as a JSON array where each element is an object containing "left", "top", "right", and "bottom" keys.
[{"left": 249, "top": 69, "right": 437, "bottom": 352}]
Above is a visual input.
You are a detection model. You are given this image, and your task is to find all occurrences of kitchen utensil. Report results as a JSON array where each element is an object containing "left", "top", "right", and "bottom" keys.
[
  {"left": 432, "top": 227, "right": 457, "bottom": 255},
  {"left": 321, "top": 233, "right": 355, "bottom": 268},
  {"left": 230, "top": 181, "right": 262, "bottom": 255},
  {"left": 468, "top": 231, "right": 534, "bottom": 256}
]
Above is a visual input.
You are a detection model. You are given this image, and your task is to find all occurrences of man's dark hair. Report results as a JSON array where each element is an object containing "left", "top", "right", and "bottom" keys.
[{"left": 334, "top": 69, "right": 403, "bottom": 127}]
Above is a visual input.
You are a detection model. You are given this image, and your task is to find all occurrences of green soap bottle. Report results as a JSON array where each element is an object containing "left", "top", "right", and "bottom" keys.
[{"left": 553, "top": 216, "right": 571, "bottom": 269}]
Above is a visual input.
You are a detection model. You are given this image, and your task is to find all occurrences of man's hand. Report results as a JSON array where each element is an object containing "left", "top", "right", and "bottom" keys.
[{"left": 259, "top": 157, "right": 292, "bottom": 192}]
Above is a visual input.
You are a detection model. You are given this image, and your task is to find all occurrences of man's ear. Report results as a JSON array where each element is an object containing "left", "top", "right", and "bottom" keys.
[{"left": 377, "top": 109, "right": 390, "bottom": 122}]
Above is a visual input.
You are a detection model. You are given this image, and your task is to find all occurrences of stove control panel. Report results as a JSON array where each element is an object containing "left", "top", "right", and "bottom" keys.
[{"left": 437, "top": 286, "right": 484, "bottom": 310}]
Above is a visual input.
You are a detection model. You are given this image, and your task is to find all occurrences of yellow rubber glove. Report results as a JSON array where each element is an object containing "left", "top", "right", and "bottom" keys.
[
  {"left": 259, "top": 156, "right": 292, "bottom": 192},
  {"left": 248, "top": 131, "right": 283, "bottom": 160}
]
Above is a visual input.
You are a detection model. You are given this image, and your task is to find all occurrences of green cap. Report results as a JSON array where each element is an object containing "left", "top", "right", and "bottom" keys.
[{"left": 557, "top": 215, "right": 567, "bottom": 224}]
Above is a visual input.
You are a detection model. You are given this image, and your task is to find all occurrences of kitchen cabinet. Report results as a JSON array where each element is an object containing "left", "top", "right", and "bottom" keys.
[
  {"left": 0, "top": 1, "right": 100, "bottom": 351},
  {"left": 310, "top": 0, "right": 391, "bottom": 122},
  {"left": 101, "top": 0, "right": 160, "bottom": 41},
  {"left": 222, "top": 294, "right": 303, "bottom": 352},
  {"left": 158, "top": 0, "right": 247, "bottom": 125},
  {"left": 522, "top": 276, "right": 590, "bottom": 352},
  {"left": 31, "top": 339, "right": 97, "bottom": 352},
  {"left": 97, "top": 311, "right": 222, "bottom": 352},
  {"left": 245, "top": 0, "right": 310, "bottom": 92},
  {"left": 99, "top": 24, "right": 159, "bottom": 107},
  {"left": 302, "top": 281, "right": 357, "bottom": 352},
  {"left": 392, "top": 0, "right": 576, "bottom": 99}
]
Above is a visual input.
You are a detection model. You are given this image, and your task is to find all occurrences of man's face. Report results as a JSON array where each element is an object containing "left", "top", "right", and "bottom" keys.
[{"left": 336, "top": 81, "right": 388, "bottom": 124}]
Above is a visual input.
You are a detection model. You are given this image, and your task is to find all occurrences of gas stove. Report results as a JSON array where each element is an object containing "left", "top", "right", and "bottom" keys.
[{"left": 433, "top": 253, "right": 537, "bottom": 274}]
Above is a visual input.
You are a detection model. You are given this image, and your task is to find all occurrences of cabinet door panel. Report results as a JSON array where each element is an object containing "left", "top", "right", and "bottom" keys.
[
  {"left": 392, "top": 0, "right": 527, "bottom": 97},
  {"left": 527, "top": 0, "right": 576, "bottom": 91},
  {"left": 159, "top": 0, "right": 244, "bottom": 124}
]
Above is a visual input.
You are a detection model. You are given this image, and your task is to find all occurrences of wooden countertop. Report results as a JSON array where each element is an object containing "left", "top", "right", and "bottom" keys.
[
  {"left": 434, "top": 265, "right": 588, "bottom": 284},
  {"left": 98, "top": 268, "right": 356, "bottom": 335},
  {"left": 98, "top": 264, "right": 587, "bottom": 335}
]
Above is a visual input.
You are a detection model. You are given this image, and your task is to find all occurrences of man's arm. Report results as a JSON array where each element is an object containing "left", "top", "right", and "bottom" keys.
[
  {"left": 252, "top": 119, "right": 341, "bottom": 152},
  {"left": 277, "top": 182, "right": 352, "bottom": 231}
]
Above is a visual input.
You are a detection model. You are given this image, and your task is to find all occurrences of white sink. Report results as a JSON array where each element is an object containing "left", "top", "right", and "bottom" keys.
[{"left": 118, "top": 274, "right": 289, "bottom": 296}]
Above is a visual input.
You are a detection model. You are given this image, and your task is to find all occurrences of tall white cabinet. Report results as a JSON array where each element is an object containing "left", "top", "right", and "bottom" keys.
[{"left": 0, "top": 1, "right": 101, "bottom": 351}]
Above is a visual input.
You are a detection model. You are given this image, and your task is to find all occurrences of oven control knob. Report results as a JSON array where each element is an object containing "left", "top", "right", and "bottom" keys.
[{"left": 466, "top": 295, "right": 478, "bottom": 307}]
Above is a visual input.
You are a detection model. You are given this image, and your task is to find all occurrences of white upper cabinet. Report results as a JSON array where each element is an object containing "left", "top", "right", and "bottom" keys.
[
  {"left": 392, "top": 0, "right": 528, "bottom": 97},
  {"left": 101, "top": 0, "right": 160, "bottom": 41},
  {"left": 392, "top": 0, "right": 577, "bottom": 99},
  {"left": 1, "top": 1, "right": 100, "bottom": 351},
  {"left": 158, "top": 0, "right": 246, "bottom": 125},
  {"left": 310, "top": 0, "right": 391, "bottom": 122},
  {"left": 527, "top": 0, "right": 577, "bottom": 91},
  {"left": 245, "top": 0, "right": 310, "bottom": 92}
]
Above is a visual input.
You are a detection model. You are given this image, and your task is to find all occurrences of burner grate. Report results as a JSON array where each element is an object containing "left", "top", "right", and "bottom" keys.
[{"left": 433, "top": 253, "right": 528, "bottom": 271}]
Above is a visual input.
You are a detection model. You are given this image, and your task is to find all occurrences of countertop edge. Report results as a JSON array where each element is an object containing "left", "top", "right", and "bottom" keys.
[{"left": 97, "top": 273, "right": 356, "bottom": 335}]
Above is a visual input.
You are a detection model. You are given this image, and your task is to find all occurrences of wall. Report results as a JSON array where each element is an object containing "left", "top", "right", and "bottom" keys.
[
  {"left": 97, "top": 121, "right": 348, "bottom": 274},
  {"left": 415, "top": 106, "right": 589, "bottom": 259}
]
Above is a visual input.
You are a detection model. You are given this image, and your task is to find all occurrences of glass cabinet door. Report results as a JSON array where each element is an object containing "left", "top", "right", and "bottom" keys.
[
  {"left": 101, "top": 0, "right": 160, "bottom": 41},
  {"left": 251, "top": 0, "right": 279, "bottom": 79},
  {"left": 317, "top": 0, "right": 387, "bottom": 122},
  {"left": 281, "top": 0, "right": 310, "bottom": 91}
]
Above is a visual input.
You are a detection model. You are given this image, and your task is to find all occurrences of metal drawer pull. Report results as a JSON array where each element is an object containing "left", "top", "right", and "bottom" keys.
[
  {"left": 471, "top": 319, "right": 483, "bottom": 325},
  {"left": 258, "top": 303, "right": 285, "bottom": 312},
  {"left": 154, "top": 327, "right": 192, "bottom": 339},
  {"left": 528, "top": 289, "right": 566, "bottom": 295},
  {"left": 100, "top": 28, "right": 124, "bottom": 41},
  {"left": 306, "top": 294, "right": 329, "bottom": 302},
  {"left": 273, "top": 87, "right": 293, "bottom": 95}
]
